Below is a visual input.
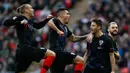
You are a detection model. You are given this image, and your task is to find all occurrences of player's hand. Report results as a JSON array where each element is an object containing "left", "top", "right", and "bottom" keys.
[
  {"left": 21, "top": 19, "right": 28, "bottom": 24},
  {"left": 111, "top": 71, "right": 115, "bottom": 73},
  {"left": 86, "top": 33, "right": 93, "bottom": 42},
  {"left": 57, "top": 30, "right": 64, "bottom": 36},
  {"left": 114, "top": 51, "right": 121, "bottom": 61},
  {"left": 47, "top": 14, "right": 53, "bottom": 19},
  {"left": 21, "top": 19, "right": 29, "bottom": 28}
]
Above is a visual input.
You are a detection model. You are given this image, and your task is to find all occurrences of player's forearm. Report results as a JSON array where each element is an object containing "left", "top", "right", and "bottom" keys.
[
  {"left": 47, "top": 19, "right": 61, "bottom": 33},
  {"left": 114, "top": 51, "right": 121, "bottom": 60},
  {"left": 110, "top": 52, "right": 115, "bottom": 72},
  {"left": 48, "top": 22, "right": 60, "bottom": 32},
  {"left": 72, "top": 35, "right": 87, "bottom": 42},
  {"left": 33, "top": 18, "right": 51, "bottom": 29},
  {"left": 83, "top": 52, "right": 88, "bottom": 65}
]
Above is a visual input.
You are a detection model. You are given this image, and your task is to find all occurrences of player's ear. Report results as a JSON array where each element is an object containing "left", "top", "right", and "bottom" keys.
[
  {"left": 60, "top": 12, "right": 64, "bottom": 18},
  {"left": 24, "top": 8, "right": 28, "bottom": 14},
  {"left": 60, "top": 11, "right": 66, "bottom": 18}
]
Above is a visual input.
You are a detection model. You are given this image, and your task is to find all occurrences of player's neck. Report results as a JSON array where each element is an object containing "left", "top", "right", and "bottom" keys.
[
  {"left": 95, "top": 30, "right": 103, "bottom": 38},
  {"left": 57, "top": 17, "right": 65, "bottom": 24},
  {"left": 23, "top": 14, "right": 31, "bottom": 19}
]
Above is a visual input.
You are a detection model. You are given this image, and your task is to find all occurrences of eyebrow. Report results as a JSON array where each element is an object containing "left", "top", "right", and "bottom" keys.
[
  {"left": 66, "top": 11, "right": 70, "bottom": 14},
  {"left": 112, "top": 26, "right": 118, "bottom": 28}
]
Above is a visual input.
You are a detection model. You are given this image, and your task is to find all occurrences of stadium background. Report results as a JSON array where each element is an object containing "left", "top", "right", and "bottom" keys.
[{"left": 0, "top": 0, "right": 130, "bottom": 73}]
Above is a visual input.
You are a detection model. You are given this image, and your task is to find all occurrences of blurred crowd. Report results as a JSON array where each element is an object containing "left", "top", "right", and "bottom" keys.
[{"left": 0, "top": 0, "right": 130, "bottom": 73}]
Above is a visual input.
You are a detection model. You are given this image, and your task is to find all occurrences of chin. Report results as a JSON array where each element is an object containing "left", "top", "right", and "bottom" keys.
[
  {"left": 31, "top": 14, "right": 34, "bottom": 16},
  {"left": 91, "top": 32, "right": 95, "bottom": 34},
  {"left": 114, "top": 32, "right": 118, "bottom": 34},
  {"left": 113, "top": 32, "right": 118, "bottom": 35},
  {"left": 111, "top": 33, "right": 117, "bottom": 36},
  {"left": 65, "top": 22, "right": 69, "bottom": 24}
]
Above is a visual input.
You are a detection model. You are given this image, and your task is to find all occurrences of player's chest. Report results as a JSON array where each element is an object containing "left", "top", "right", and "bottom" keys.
[
  {"left": 59, "top": 25, "right": 68, "bottom": 37},
  {"left": 24, "top": 22, "right": 33, "bottom": 32},
  {"left": 90, "top": 39, "right": 106, "bottom": 51}
]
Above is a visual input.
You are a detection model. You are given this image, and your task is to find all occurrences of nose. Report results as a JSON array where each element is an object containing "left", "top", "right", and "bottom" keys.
[
  {"left": 114, "top": 28, "right": 117, "bottom": 30},
  {"left": 32, "top": 9, "right": 34, "bottom": 12},
  {"left": 68, "top": 15, "right": 70, "bottom": 18}
]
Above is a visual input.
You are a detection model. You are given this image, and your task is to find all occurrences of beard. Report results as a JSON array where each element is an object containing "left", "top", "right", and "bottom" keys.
[
  {"left": 91, "top": 31, "right": 96, "bottom": 36},
  {"left": 110, "top": 32, "right": 118, "bottom": 36},
  {"left": 65, "top": 21, "right": 69, "bottom": 24}
]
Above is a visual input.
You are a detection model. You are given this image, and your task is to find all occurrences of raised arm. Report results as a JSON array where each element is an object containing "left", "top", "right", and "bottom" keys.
[
  {"left": 83, "top": 49, "right": 88, "bottom": 65},
  {"left": 33, "top": 18, "right": 51, "bottom": 29},
  {"left": 47, "top": 19, "right": 64, "bottom": 36},
  {"left": 3, "top": 17, "right": 21, "bottom": 26},
  {"left": 69, "top": 34, "right": 88, "bottom": 42},
  {"left": 3, "top": 16, "right": 27, "bottom": 27}
]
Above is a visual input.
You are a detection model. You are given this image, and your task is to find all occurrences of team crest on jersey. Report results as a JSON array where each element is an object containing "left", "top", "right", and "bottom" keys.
[
  {"left": 12, "top": 16, "right": 17, "bottom": 20},
  {"left": 40, "top": 47, "right": 45, "bottom": 49},
  {"left": 99, "top": 40, "right": 104, "bottom": 46},
  {"left": 65, "top": 27, "right": 68, "bottom": 32},
  {"left": 71, "top": 52, "right": 75, "bottom": 55}
]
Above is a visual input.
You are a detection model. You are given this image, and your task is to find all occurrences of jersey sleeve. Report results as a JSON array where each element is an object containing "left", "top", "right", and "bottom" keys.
[
  {"left": 3, "top": 16, "right": 27, "bottom": 27},
  {"left": 33, "top": 18, "right": 52, "bottom": 29},
  {"left": 107, "top": 37, "right": 114, "bottom": 53},
  {"left": 66, "top": 26, "right": 72, "bottom": 37},
  {"left": 114, "top": 42, "right": 118, "bottom": 51},
  {"left": 52, "top": 18, "right": 60, "bottom": 27},
  {"left": 3, "top": 16, "right": 22, "bottom": 26},
  {"left": 50, "top": 18, "right": 61, "bottom": 31}
]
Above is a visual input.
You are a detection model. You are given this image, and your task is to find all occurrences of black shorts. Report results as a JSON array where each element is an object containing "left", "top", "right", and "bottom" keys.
[
  {"left": 83, "top": 66, "right": 111, "bottom": 73},
  {"left": 15, "top": 45, "right": 47, "bottom": 73},
  {"left": 50, "top": 51, "right": 77, "bottom": 73}
]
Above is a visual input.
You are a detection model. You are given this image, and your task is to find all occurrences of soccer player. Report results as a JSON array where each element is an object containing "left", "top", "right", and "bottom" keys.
[
  {"left": 48, "top": 8, "right": 88, "bottom": 73},
  {"left": 83, "top": 19, "right": 115, "bottom": 73},
  {"left": 108, "top": 22, "right": 121, "bottom": 61},
  {"left": 3, "top": 4, "right": 63, "bottom": 73}
]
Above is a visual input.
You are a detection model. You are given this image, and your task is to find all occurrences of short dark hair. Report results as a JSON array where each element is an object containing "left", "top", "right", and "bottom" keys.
[
  {"left": 56, "top": 8, "right": 68, "bottom": 16},
  {"left": 92, "top": 19, "right": 102, "bottom": 28}
]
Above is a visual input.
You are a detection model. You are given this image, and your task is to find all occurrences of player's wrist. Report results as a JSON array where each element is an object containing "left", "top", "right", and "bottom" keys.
[
  {"left": 57, "top": 30, "right": 64, "bottom": 36},
  {"left": 46, "top": 14, "right": 53, "bottom": 19},
  {"left": 21, "top": 19, "right": 27, "bottom": 24},
  {"left": 57, "top": 30, "right": 61, "bottom": 33}
]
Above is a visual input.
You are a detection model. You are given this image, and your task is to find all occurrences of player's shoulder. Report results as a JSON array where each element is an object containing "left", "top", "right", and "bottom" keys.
[
  {"left": 52, "top": 17, "right": 59, "bottom": 22},
  {"left": 52, "top": 18, "right": 60, "bottom": 24},
  {"left": 52, "top": 18, "right": 63, "bottom": 27},
  {"left": 12, "top": 15, "right": 27, "bottom": 21},
  {"left": 102, "top": 34, "right": 112, "bottom": 41},
  {"left": 104, "top": 34, "right": 113, "bottom": 42}
]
